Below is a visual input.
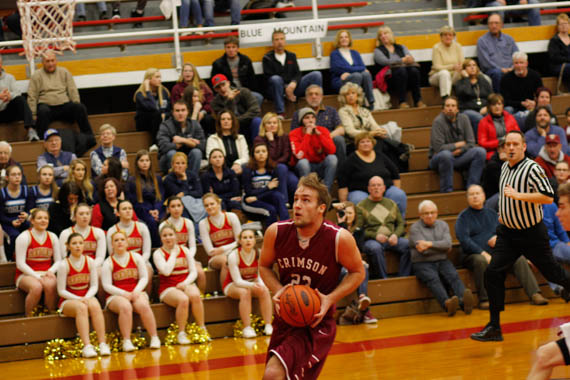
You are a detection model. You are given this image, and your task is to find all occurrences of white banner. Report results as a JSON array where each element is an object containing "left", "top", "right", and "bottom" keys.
[{"left": 239, "top": 20, "right": 328, "bottom": 44}]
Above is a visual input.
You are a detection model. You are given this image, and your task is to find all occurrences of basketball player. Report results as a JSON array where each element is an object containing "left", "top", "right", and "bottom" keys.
[{"left": 259, "top": 173, "right": 365, "bottom": 380}]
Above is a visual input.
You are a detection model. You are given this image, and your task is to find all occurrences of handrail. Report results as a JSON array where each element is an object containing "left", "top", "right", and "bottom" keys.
[{"left": 464, "top": 7, "right": 570, "bottom": 21}]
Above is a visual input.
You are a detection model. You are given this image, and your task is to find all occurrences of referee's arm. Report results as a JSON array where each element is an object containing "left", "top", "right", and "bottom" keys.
[{"left": 504, "top": 165, "right": 554, "bottom": 204}]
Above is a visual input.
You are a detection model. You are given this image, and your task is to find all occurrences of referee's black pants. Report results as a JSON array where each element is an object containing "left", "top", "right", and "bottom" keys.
[{"left": 485, "top": 222, "right": 570, "bottom": 313}]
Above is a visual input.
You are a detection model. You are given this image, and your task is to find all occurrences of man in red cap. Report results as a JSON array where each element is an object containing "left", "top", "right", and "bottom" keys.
[
  {"left": 210, "top": 73, "right": 261, "bottom": 144},
  {"left": 535, "top": 133, "right": 570, "bottom": 178}
]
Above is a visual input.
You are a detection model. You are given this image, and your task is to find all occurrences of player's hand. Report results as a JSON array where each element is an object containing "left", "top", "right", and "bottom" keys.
[
  {"left": 310, "top": 288, "right": 332, "bottom": 328},
  {"left": 271, "top": 284, "right": 291, "bottom": 317},
  {"left": 504, "top": 184, "right": 519, "bottom": 200}
]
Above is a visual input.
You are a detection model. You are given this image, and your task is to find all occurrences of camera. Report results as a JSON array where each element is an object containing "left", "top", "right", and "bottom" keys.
[{"left": 337, "top": 210, "right": 345, "bottom": 218}]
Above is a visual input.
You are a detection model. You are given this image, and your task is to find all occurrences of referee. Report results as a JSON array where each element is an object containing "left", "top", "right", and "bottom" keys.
[{"left": 471, "top": 130, "right": 570, "bottom": 342}]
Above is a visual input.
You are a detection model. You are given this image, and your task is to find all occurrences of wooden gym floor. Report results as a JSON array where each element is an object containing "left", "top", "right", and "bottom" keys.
[{"left": 1, "top": 301, "right": 570, "bottom": 379}]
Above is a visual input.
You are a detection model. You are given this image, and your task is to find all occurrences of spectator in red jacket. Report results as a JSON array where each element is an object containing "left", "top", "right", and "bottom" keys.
[
  {"left": 535, "top": 134, "right": 570, "bottom": 178},
  {"left": 289, "top": 108, "right": 337, "bottom": 190},
  {"left": 477, "top": 93, "right": 519, "bottom": 160}
]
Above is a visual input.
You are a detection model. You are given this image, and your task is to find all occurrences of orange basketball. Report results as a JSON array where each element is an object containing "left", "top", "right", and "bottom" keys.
[{"left": 279, "top": 285, "right": 321, "bottom": 327}]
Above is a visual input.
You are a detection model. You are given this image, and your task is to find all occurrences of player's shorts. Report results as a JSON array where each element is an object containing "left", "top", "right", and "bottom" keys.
[
  {"left": 266, "top": 315, "right": 336, "bottom": 380},
  {"left": 556, "top": 338, "right": 570, "bottom": 365}
]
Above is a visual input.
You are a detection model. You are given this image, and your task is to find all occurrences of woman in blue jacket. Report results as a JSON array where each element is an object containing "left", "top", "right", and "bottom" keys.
[{"left": 330, "top": 29, "right": 374, "bottom": 109}]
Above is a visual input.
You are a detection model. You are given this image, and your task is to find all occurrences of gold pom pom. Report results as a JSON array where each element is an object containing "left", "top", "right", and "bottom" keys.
[
  {"left": 233, "top": 314, "right": 268, "bottom": 338},
  {"left": 31, "top": 305, "right": 49, "bottom": 317},
  {"left": 43, "top": 337, "right": 83, "bottom": 361},
  {"left": 163, "top": 322, "right": 211, "bottom": 345}
]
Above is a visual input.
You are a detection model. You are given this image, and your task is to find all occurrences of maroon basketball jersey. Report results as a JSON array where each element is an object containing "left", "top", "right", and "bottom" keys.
[{"left": 274, "top": 220, "right": 342, "bottom": 296}]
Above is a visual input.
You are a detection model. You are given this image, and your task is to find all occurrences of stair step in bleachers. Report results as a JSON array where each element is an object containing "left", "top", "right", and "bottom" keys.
[{"left": 401, "top": 171, "right": 463, "bottom": 194}]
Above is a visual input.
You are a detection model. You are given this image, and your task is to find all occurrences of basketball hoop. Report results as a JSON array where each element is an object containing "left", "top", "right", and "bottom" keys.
[{"left": 17, "top": 0, "right": 77, "bottom": 62}]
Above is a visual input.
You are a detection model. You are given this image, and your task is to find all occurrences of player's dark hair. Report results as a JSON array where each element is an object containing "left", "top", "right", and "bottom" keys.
[{"left": 297, "top": 173, "right": 331, "bottom": 211}]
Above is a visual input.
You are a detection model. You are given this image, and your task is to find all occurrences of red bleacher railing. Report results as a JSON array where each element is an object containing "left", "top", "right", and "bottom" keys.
[{"left": 463, "top": 7, "right": 570, "bottom": 22}]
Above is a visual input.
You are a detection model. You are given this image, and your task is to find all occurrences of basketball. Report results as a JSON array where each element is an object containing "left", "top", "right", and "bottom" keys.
[{"left": 279, "top": 285, "right": 321, "bottom": 327}]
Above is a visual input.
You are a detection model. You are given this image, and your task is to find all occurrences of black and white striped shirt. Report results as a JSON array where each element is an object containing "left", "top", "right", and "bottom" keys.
[{"left": 498, "top": 157, "right": 554, "bottom": 230}]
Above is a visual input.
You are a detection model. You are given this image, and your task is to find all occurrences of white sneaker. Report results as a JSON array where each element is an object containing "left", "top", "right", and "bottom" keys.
[
  {"left": 122, "top": 339, "right": 136, "bottom": 352},
  {"left": 177, "top": 332, "right": 190, "bottom": 345},
  {"left": 82, "top": 344, "right": 97, "bottom": 358},
  {"left": 276, "top": 1, "right": 295, "bottom": 8},
  {"left": 242, "top": 326, "right": 257, "bottom": 339},
  {"left": 264, "top": 324, "right": 273, "bottom": 336},
  {"left": 149, "top": 335, "right": 161, "bottom": 349},
  {"left": 27, "top": 128, "right": 40, "bottom": 141},
  {"left": 149, "top": 144, "right": 159, "bottom": 153},
  {"left": 99, "top": 342, "right": 111, "bottom": 356}
]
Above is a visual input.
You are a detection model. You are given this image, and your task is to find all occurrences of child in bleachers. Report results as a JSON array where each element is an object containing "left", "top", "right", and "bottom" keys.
[
  {"left": 134, "top": 69, "right": 170, "bottom": 152},
  {"left": 15, "top": 209, "right": 61, "bottom": 315},
  {"left": 31, "top": 165, "right": 58, "bottom": 211},
  {"left": 66, "top": 159, "right": 95, "bottom": 205},
  {"left": 153, "top": 223, "right": 207, "bottom": 344}
]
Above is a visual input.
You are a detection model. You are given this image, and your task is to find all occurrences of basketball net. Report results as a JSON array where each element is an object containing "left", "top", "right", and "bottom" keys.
[{"left": 17, "top": 0, "right": 77, "bottom": 62}]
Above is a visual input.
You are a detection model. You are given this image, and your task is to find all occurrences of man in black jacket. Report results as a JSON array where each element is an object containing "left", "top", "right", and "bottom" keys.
[
  {"left": 262, "top": 29, "right": 322, "bottom": 117},
  {"left": 211, "top": 36, "right": 263, "bottom": 107}
]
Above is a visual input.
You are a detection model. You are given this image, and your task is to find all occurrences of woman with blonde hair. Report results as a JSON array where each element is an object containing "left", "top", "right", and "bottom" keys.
[
  {"left": 330, "top": 29, "right": 374, "bottom": 109},
  {"left": 374, "top": 25, "right": 424, "bottom": 109},
  {"left": 171, "top": 62, "right": 214, "bottom": 112},
  {"left": 134, "top": 68, "right": 171, "bottom": 152},
  {"left": 428, "top": 26, "right": 464, "bottom": 99},
  {"left": 66, "top": 159, "right": 95, "bottom": 204},
  {"left": 548, "top": 13, "right": 570, "bottom": 88}
]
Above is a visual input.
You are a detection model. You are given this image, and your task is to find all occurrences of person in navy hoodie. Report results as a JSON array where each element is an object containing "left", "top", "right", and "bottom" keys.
[
  {"left": 330, "top": 29, "right": 374, "bottom": 109},
  {"left": 0, "top": 165, "right": 34, "bottom": 259},
  {"left": 90, "top": 124, "right": 129, "bottom": 180},
  {"left": 36, "top": 128, "right": 77, "bottom": 185},
  {"left": 127, "top": 149, "right": 164, "bottom": 247}
]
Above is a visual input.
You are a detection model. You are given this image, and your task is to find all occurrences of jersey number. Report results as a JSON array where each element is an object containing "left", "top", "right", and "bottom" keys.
[{"left": 291, "top": 273, "right": 311, "bottom": 286}]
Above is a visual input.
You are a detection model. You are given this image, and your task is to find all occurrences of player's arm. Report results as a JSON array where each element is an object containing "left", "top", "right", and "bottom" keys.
[
  {"left": 311, "top": 229, "right": 365, "bottom": 327},
  {"left": 259, "top": 223, "right": 288, "bottom": 314}
]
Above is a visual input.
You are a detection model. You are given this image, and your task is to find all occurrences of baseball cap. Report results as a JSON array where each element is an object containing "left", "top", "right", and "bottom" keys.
[
  {"left": 43, "top": 128, "right": 60, "bottom": 141},
  {"left": 545, "top": 134, "right": 561, "bottom": 145},
  {"left": 211, "top": 74, "right": 228, "bottom": 88},
  {"left": 298, "top": 107, "right": 316, "bottom": 123}
]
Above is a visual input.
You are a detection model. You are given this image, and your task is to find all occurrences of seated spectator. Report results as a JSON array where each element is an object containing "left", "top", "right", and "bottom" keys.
[
  {"left": 171, "top": 63, "right": 214, "bottom": 127},
  {"left": 522, "top": 87, "right": 557, "bottom": 133},
  {"left": 65, "top": 159, "right": 95, "bottom": 205},
  {"left": 478, "top": 93, "right": 519, "bottom": 160},
  {"left": 0, "top": 55, "right": 36, "bottom": 140},
  {"left": 357, "top": 176, "right": 411, "bottom": 280},
  {"left": 163, "top": 152, "right": 206, "bottom": 223},
  {"left": 549, "top": 14, "right": 570, "bottom": 90},
  {"left": 157, "top": 100, "right": 205, "bottom": 174},
  {"left": 330, "top": 29, "right": 374, "bottom": 109},
  {"left": 179, "top": 0, "right": 206, "bottom": 32},
  {"left": 373, "top": 25, "right": 424, "bottom": 109},
  {"left": 525, "top": 106, "right": 570, "bottom": 158},
  {"left": 290, "top": 85, "right": 346, "bottom": 163},
  {"left": 0, "top": 165, "right": 33, "bottom": 258},
  {"left": 27, "top": 51, "right": 94, "bottom": 146},
  {"left": 550, "top": 161, "right": 570, "bottom": 204},
  {"left": 109, "top": 1, "right": 146, "bottom": 22},
  {"left": 481, "top": 137, "right": 508, "bottom": 209},
  {"left": 456, "top": 185, "right": 548, "bottom": 310},
  {"left": 92, "top": 177, "right": 136, "bottom": 231},
  {"left": 211, "top": 74, "right": 260, "bottom": 144},
  {"left": 262, "top": 29, "right": 322, "bottom": 117},
  {"left": 477, "top": 14, "right": 519, "bottom": 92},
  {"left": 254, "top": 112, "right": 297, "bottom": 203},
  {"left": 37, "top": 128, "right": 77, "bottom": 186},
  {"left": 56, "top": 232, "right": 110, "bottom": 359},
  {"left": 224, "top": 229, "right": 273, "bottom": 338},
  {"left": 242, "top": 142, "right": 289, "bottom": 227},
  {"left": 337, "top": 132, "right": 407, "bottom": 217},
  {"left": 182, "top": 81, "right": 215, "bottom": 136},
  {"left": 409, "top": 200, "right": 474, "bottom": 316},
  {"left": 205, "top": 110, "right": 249, "bottom": 176},
  {"left": 211, "top": 36, "right": 263, "bottom": 106},
  {"left": 199, "top": 192, "right": 241, "bottom": 288},
  {"left": 213, "top": 0, "right": 240, "bottom": 25},
  {"left": 94, "top": 156, "right": 127, "bottom": 196},
  {"left": 566, "top": 107, "right": 570, "bottom": 142},
  {"left": 0, "top": 140, "right": 25, "bottom": 187},
  {"left": 486, "top": 0, "right": 540, "bottom": 27},
  {"left": 428, "top": 26, "right": 464, "bottom": 100},
  {"left": 543, "top": 202, "right": 570, "bottom": 294},
  {"left": 200, "top": 149, "right": 242, "bottom": 211},
  {"left": 454, "top": 59, "right": 493, "bottom": 137},
  {"left": 429, "top": 97, "right": 486, "bottom": 192},
  {"left": 31, "top": 165, "right": 58, "bottom": 211},
  {"left": 133, "top": 68, "right": 171, "bottom": 152},
  {"left": 76, "top": 2, "right": 107, "bottom": 20},
  {"left": 335, "top": 201, "right": 377, "bottom": 324},
  {"left": 101, "top": 231, "right": 160, "bottom": 352},
  {"left": 289, "top": 108, "right": 337, "bottom": 190},
  {"left": 15, "top": 209, "right": 61, "bottom": 316},
  {"left": 500, "top": 51, "right": 543, "bottom": 128},
  {"left": 48, "top": 181, "right": 85, "bottom": 236},
  {"left": 127, "top": 150, "right": 164, "bottom": 247},
  {"left": 535, "top": 134, "right": 570, "bottom": 178},
  {"left": 90, "top": 124, "right": 129, "bottom": 180}
]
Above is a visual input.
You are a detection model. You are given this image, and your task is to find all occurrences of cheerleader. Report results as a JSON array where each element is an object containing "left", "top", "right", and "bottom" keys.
[
  {"left": 159, "top": 196, "right": 206, "bottom": 293},
  {"left": 57, "top": 232, "right": 110, "bottom": 358},
  {"left": 59, "top": 204, "right": 106, "bottom": 267},
  {"left": 153, "top": 224, "right": 207, "bottom": 344},
  {"left": 101, "top": 230, "right": 160, "bottom": 352},
  {"left": 223, "top": 229, "right": 272, "bottom": 338},
  {"left": 107, "top": 200, "right": 153, "bottom": 294},
  {"left": 0, "top": 165, "right": 34, "bottom": 258},
  {"left": 198, "top": 193, "right": 241, "bottom": 287},
  {"left": 31, "top": 165, "right": 58, "bottom": 211},
  {"left": 15, "top": 209, "right": 62, "bottom": 315}
]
